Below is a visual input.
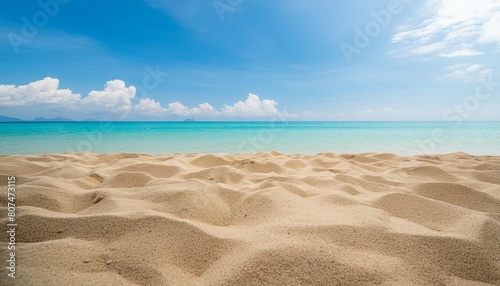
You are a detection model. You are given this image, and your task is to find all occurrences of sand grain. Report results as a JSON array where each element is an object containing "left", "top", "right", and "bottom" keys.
[{"left": 1, "top": 152, "right": 499, "bottom": 285}]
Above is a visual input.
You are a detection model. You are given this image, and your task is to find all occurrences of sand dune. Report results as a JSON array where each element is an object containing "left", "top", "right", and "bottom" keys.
[{"left": 1, "top": 152, "right": 499, "bottom": 285}]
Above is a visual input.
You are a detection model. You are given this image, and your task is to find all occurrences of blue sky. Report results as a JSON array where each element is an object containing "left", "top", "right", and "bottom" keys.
[{"left": 0, "top": 0, "right": 499, "bottom": 120}]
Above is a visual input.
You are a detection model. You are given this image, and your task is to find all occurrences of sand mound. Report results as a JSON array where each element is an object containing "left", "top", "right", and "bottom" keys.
[
  {"left": 1, "top": 152, "right": 499, "bottom": 285},
  {"left": 100, "top": 172, "right": 154, "bottom": 188}
]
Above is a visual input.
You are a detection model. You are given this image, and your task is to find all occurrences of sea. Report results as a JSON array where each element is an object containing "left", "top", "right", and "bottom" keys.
[{"left": 1, "top": 121, "right": 499, "bottom": 155}]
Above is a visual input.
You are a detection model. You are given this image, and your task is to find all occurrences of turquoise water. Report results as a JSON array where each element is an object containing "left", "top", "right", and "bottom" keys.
[{"left": 1, "top": 121, "right": 499, "bottom": 155}]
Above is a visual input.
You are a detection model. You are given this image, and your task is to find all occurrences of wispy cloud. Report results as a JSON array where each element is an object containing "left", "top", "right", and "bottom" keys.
[
  {"left": 391, "top": 0, "right": 500, "bottom": 58},
  {"left": 356, "top": 108, "right": 403, "bottom": 118},
  {"left": 143, "top": 0, "right": 219, "bottom": 32},
  {"left": 445, "top": 63, "right": 492, "bottom": 80},
  {"left": 357, "top": 109, "right": 377, "bottom": 116},
  {"left": 383, "top": 107, "right": 402, "bottom": 114},
  {"left": 438, "top": 49, "right": 484, "bottom": 57},
  {"left": 0, "top": 26, "right": 101, "bottom": 53}
]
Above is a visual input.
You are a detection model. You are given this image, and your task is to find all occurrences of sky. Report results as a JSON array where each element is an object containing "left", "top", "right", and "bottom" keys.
[{"left": 0, "top": 0, "right": 499, "bottom": 121}]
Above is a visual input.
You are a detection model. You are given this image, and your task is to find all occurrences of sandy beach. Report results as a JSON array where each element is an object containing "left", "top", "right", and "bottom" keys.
[{"left": 1, "top": 152, "right": 499, "bottom": 285}]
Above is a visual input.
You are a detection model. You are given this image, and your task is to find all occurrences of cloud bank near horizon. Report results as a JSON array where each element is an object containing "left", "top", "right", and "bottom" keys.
[{"left": 0, "top": 77, "right": 293, "bottom": 120}]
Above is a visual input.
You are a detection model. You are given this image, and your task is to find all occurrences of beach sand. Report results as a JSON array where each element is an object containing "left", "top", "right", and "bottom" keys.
[{"left": 1, "top": 152, "right": 499, "bottom": 285}]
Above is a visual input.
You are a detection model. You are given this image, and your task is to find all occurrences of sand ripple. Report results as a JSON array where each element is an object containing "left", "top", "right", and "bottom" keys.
[{"left": 1, "top": 152, "right": 499, "bottom": 285}]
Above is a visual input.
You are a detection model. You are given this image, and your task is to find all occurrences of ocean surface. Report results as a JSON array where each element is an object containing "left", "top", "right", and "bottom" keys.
[{"left": 1, "top": 121, "right": 499, "bottom": 155}]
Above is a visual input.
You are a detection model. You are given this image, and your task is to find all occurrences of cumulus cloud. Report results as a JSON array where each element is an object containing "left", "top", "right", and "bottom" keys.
[
  {"left": 158, "top": 94, "right": 283, "bottom": 118},
  {"left": 134, "top": 98, "right": 165, "bottom": 114},
  {"left": 135, "top": 93, "right": 285, "bottom": 118},
  {"left": 0, "top": 78, "right": 289, "bottom": 119},
  {"left": 166, "top": 102, "right": 191, "bottom": 116},
  {"left": 81, "top": 80, "right": 136, "bottom": 111},
  {"left": 0, "top": 78, "right": 138, "bottom": 112},
  {"left": 0, "top": 77, "right": 81, "bottom": 106},
  {"left": 392, "top": 0, "right": 500, "bottom": 57},
  {"left": 222, "top": 93, "right": 279, "bottom": 117},
  {"left": 163, "top": 101, "right": 218, "bottom": 117},
  {"left": 190, "top": 102, "right": 217, "bottom": 115}
]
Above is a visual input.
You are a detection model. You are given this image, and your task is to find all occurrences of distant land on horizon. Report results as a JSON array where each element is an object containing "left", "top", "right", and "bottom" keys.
[
  {"left": 0, "top": 115, "right": 201, "bottom": 122},
  {"left": 0, "top": 115, "right": 75, "bottom": 122},
  {"left": 2, "top": 115, "right": 499, "bottom": 123},
  {"left": 33, "top": 117, "right": 75, "bottom": 122},
  {"left": 0, "top": 115, "right": 23, "bottom": 122}
]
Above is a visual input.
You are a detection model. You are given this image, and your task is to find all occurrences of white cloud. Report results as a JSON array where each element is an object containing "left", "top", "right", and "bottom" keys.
[
  {"left": 0, "top": 78, "right": 290, "bottom": 119},
  {"left": 446, "top": 63, "right": 488, "bottom": 79},
  {"left": 411, "top": 42, "right": 446, "bottom": 55},
  {"left": 357, "top": 108, "right": 402, "bottom": 117},
  {"left": 134, "top": 98, "right": 165, "bottom": 114},
  {"left": 222, "top": 93, "right": 279, "bottom": 117},
  {"left": 478, "top": 8, "right": 500, "bottom": 43},
  {"left": 299, "top": 110, "right": 319, "bottom": 118},
  {"left": 190, "top": 102, "right": 217, "bottom": 115},
  {"left": 392, "top": 0, "right": 500, "bottom": 57},
  {"left": 0, "top": 77, "right": 81, "bottom": 106},
  {"left": 479, "top": 68, "right": 494, "bottom": 77},
  {"left": 81, "top": 80, "right": 136, "bottom": 111},
  {"left": 154, "top": 94, "right": 284, "bottom": 118},
  {"left": 358, "top": 109, "right": 377, "bottom": 116},
  {"left": 383, "top": 107, "right": 402, "bottom": 114},
  {"left": 134, "top": 101, "right": 219, "bottom": 117},
  {"left": 439, "top": 49, "right": 484, "bottom": 57},
  {"left": 166, "top": 102, "right": 191, "bottom": 116}
]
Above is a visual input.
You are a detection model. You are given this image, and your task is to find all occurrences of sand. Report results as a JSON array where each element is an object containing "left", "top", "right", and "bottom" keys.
[{"left": 0, "top": 152, "right": 499, "bottom": 285}]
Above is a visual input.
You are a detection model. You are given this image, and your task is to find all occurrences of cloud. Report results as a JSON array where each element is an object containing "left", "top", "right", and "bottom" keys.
[
  {"left": 81, "top": 80, "right": 136, "bottom": 111},
  {"left": 0, "top": 77, "right": 81, "bottom": 106},
  {"left": 144, "top": 0, "right": 219, "bottom": 32},
  {"left": 134, "top": 98, "right": 165, "bottom": 114},
  {"left": 411, "top": 42, "right": 446, "bottom": 55},
  {"left": 357, "top": 108, "right": 402, "bottom": 117},
  {"left": 166, "top": 102, "right": 191, "bottom": 116},
  {"left": 135, "top": 100, "right": 217, "bottom": 117},
  {"left": 438, "top": 49, "right": 484, "bottom": 57},
  {"left": 190, "top": 102, "right": 218, "bottom": 115},
  {"left": 446, "top": 63, "right": 491, "bottom": 79},
  {"left": 0, "top": 78, "right": 289, "bottom": 119},
  {"left": 392, "top": 0, "right": 500, "bottom": 57},
  {"left": 0, "top": 25, "right": 101, "bottom": 54},
  {"left": 383, "top": 107, "right": 402, "bottom": 114},
  {"left": 151, "top": 94, "right": 284, "bottom": 118},
  {"left": 221, "top": 93, "right": 280, "bottom": 117},
  {"left": 357, "top": 109, "right": 377, "bottom": 116}
]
